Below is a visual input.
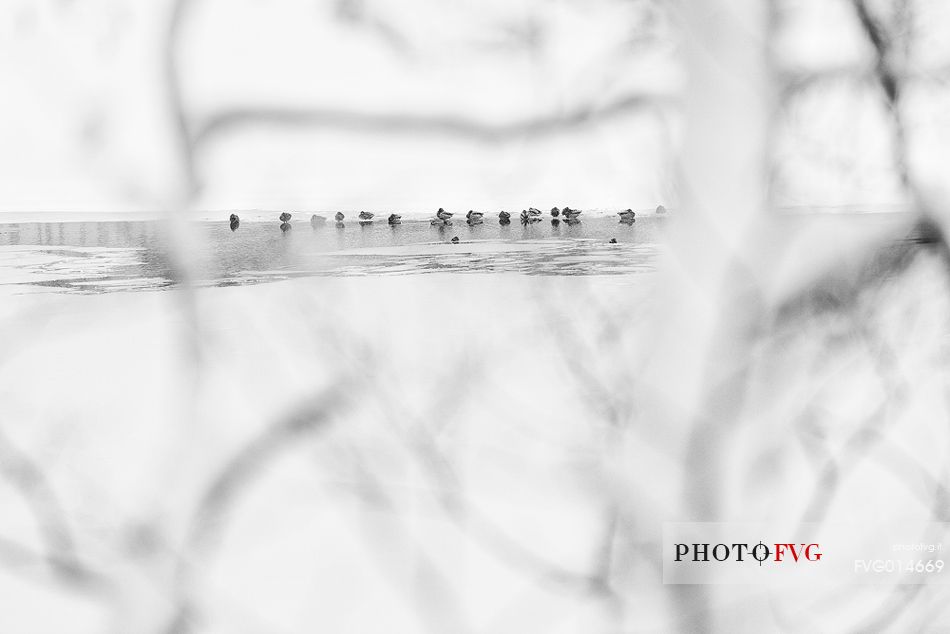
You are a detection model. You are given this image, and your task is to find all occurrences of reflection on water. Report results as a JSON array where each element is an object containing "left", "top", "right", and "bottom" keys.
[{"left": 0, "top": 217, "right": 665, "bottom": 294}]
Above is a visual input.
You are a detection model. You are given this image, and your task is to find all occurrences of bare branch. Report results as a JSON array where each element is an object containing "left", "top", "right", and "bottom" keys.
[{"left": 190, "top": 93, "right": 673, "bottom": 150}]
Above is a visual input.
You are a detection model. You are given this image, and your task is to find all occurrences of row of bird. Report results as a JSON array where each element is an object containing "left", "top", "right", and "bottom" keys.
[
  {"left": 228, "top": 211, "right": 402, "bottom": 230},
  {"left": 302, "top": 211, "right": 399, "bottom": 226},
  {"left": 429, "top": 206, "right": 594, "bottom": 226},
  {"left": 229, "top": 205, "right": 665, "bottom": 231}
]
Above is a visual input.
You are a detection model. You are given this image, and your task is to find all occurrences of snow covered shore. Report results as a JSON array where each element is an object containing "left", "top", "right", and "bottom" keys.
[{"left": 0, "top": 208, "right": 663, "bottom": 225}]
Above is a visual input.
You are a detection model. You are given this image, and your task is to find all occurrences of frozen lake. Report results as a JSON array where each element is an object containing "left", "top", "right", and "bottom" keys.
[{"left": 0, "top": 215, "right": 665, "bottom": 293}]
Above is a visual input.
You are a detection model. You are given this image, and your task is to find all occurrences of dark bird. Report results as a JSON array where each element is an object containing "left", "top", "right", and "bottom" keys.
[
  {"left": 520, "top": 210, "right": 541, "bottom": 224},
  {"left": 279, "top": 212, "right": 292, "bottom": 222},
  {"left": 436, "top": 208, "right": 453, "bottom": 220},
  {"left": 656, "top": 204, "right": 667, "bottom": 214},
  {"left": 562, "top": 207, "right": 582, "bottom": 220},
  {"left": 334, "top": 212, "right": 345, "bottom": 222},
  {"left": 551, "top": 207, "right": 560, "bottom": 217},
  {"left": 451, "top": 236, "right": 460, "bottom": 244},
  {"left": 388, "top": 213, "right": 402, "bottom": 225},
  {"left": 229, "top": 214, "right": 240, "bottom": 231},
  {"left": 359, "top": 211, "right": 374, "bottom": 221},
  {"left": 310, "top": 214, "right": 326, "bottom": 227},
  {"left": 609, "top": 238, "right": 618, "bottom": 244}
]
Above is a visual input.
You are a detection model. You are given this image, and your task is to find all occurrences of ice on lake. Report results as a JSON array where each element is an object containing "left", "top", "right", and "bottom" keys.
[{"left": 0, "top": 217, "right": 665, "bottom": 294}]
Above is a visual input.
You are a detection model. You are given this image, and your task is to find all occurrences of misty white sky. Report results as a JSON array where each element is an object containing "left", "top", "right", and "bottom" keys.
[{"left": 0, "top": 0, "right": 947, "bottom": 214}]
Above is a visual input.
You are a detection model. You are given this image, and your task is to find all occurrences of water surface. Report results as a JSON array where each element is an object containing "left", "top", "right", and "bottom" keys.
[{"left": 0, "top": 216, "right": 663, "bottom": 294}]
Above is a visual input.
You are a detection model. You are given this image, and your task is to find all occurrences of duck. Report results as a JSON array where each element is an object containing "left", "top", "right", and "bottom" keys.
[
  {"left": 334, "top": 212, "right": 345, "bottom": 222},
  {"left": 436, "top": 208, "right": 453, "bottom": 221},
  {"left": 466, "top": 210, "right": 484, "bottom": 221},
  {"left": 359, "top": 211, "right": 374, "bottom": 221},
  {"left": 562, "top": 207, "right": 582, "bottom": 220},
  {"left": 229, "top": 214, "right": 240, "bottom": 231},
  {"left": 279, "top": 212, "right": 292, "bottom": 223},
  {"left": 527, "top": 207, "right": 542, "bottom": 216},
  {"left": 520, "top": 210, "right": 542, "bottom": 224},
  {"left": 388, "top": 213, "right": 402, "bottom": 225},
  {"left": 451, "top": 236, "right": 460, "bottom": 244},
  {"left": 609, "top": 238, "right": 618, "bottom": 244},
  {"left": 310, "top": 214, "right": 326, "bottom": 227},
  {"left": 656, "top": 204, "right": 667, "bottom": 214},
  {"left": 498, "top": 210, "right": 511, "bottom": 221},
  {"left": 551, "top": 207, "right": 560, "bottom": 218},
  {"left": 618, "top": 209, "right": 636, "bottom": 224}
]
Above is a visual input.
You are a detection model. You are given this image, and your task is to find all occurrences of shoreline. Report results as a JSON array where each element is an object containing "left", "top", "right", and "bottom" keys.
[
  {"left": 0, "top": 208, "right": 655, "bottom": 224},
  {"left": 0, "top": 204, "right": 910, "bottom": 225}
]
